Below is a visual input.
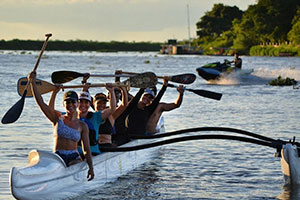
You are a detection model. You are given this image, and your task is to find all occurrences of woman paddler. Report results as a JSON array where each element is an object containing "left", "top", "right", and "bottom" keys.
[
  {"left": 77, "top": 81, "right": 116, "bottom": 155},
  {"left": 28, "top": 71, "right": 94, "bottom": 181}
]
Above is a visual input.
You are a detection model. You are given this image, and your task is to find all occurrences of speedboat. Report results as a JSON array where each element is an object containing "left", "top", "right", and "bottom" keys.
[
  {"left": 196, "top": 60, "right": 253, "bottom": 81},
  {"left": 10, "top": 118, "right": 165, "bottom": 200}
]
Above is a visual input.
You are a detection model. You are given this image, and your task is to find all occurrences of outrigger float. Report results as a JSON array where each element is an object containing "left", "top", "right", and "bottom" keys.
[{"left": 10, "top": 126, "right": 300, "bottom": 199}]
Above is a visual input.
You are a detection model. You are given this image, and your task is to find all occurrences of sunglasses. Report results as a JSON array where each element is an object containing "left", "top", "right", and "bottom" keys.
[{"left": 65, "top": 99, "right": 76, "bottom": 104}]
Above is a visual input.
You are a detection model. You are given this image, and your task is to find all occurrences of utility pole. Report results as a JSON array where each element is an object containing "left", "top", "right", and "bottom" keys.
[{"left": 187, "top": 4, "right": 191, "bottom": 46}]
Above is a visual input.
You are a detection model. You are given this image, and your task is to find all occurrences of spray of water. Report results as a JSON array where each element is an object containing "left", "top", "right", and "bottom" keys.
[
  {"left": 208, "top": 67, "right": 300, "bottom": 86},
  {"left": 253, "top": 68, "right": 300, "bottom": 81}
]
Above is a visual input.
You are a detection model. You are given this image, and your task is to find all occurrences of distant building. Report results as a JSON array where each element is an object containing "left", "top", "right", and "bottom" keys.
[{"left": 160, "top": 39, "right": 203, "bottom": 55}]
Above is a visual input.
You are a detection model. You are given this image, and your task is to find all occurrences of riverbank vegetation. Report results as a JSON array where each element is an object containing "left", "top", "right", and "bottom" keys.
[
  {"left": 249, "top": 44, "right": 300, "bottom": 56},
  {"left": 0, "top": 39, "right": 162, "bottom": 52},
  {"left": 195, "top": 0, "right": 300, "bottom": 56}
]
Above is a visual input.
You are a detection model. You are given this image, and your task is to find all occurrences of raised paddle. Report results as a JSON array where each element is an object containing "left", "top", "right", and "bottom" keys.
[
  {"left": 1, "top": 33, "right": 52, "bottom": 124},
  {"left": 121, "top": 71, "right": 196, "bottom": 84},
  {"left": 51, "top": 70, "right": 134, "bottom": 84},
  {"left": 17, "top": 72, "right": 157, "bottom": 97},
  {"left": 158, "top": 81, "right": 222, "bottom": 101}
]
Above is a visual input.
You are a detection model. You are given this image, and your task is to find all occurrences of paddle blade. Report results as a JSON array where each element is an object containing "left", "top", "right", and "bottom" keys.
[
  {"left": 1, "top": 91, "right": 26, "bottom": 124},
  {"left": 187, "top": 89, "right": 222, "bottom": 100},
  {"left": 124, "top": 72, "right": 157, "bottom": 88},
  {"left": 18, "top": 77, "right": 56, "bottom": 97},
  {"left": 51, "top": 71, "right": 83, "bottom": 84},
  {"left": 169, "top": 73, "right": 196, "bottom": 84}
]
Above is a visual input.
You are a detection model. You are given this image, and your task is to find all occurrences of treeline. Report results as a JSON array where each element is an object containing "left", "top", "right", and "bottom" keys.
[
  {"left": 0, "top": 39, "right": 162, "bottom": 52},
  {"left": 194, "top": 0, "right": 300, "bottom": 55},
  {"left": 249, "top": 44, "right": 300, "bottom": 56}
]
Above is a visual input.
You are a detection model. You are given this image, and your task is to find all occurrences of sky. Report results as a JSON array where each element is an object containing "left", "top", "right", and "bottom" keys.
[{"left": 0, "top": 0, "right": 256, "bottom": 42}]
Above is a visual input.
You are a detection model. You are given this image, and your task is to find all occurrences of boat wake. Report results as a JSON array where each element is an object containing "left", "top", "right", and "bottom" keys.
[
  {"left": 207, "top": 67, "right": 300, "bottom": 86},
  {"left": 253, "top": 67, "right": 300, "bottom": 81}
]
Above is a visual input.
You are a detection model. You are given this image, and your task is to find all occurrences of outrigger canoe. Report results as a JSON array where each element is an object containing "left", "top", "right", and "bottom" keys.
[
  {"left": 10, "top": 121, "right": 300, "bottom": 199},
  {"left": 196, "top": 60, "right": 253, "bottom": 81},
  {"left": 10, "top": 118, "right": 165, "bottom": 200}
]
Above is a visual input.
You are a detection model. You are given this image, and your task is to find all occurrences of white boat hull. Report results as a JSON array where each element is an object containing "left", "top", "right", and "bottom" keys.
[{"left": 10, "top": 138, "right": 161, "bottom": 200}]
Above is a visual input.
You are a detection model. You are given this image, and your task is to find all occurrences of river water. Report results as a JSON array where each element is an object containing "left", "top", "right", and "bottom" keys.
[{"left": 0, "top": 51, "right": 300, "bottom": 199}]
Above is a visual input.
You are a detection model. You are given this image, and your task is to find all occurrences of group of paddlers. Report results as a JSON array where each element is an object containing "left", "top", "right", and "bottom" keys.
[{"left": 27, "top": 70, "right": 184, "bottom": 181}]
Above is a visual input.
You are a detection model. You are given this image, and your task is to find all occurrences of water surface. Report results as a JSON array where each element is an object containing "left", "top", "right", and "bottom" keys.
[{"left": 0, "top": 51, "right": 300, "bottom": 199}]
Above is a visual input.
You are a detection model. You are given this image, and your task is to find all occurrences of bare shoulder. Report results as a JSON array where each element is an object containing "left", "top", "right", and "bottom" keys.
[{"left": 79, "top": 120, "right": 88, "bottom": 131}]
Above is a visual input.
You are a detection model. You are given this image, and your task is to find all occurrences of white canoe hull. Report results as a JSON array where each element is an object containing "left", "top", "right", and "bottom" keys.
[
  {"left": 281, "top": 143, "right": 300, "bottom": 186},
  {"left": 10, "top": 134, "right": 163, "bottom": 199}
]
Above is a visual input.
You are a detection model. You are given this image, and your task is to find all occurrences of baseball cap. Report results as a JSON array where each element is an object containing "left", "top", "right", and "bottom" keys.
[
  {"left": 94, "top": 93, "right": 108, "bottom": 102},
  {"left": 63, "top": 91, "right": 78, "bottom": 102},
  {"left": 143, "top": 88, "right": 155, "bottom": 98},
  {"left": 79, "top": 91, "right": 92, "bottom": 103}
]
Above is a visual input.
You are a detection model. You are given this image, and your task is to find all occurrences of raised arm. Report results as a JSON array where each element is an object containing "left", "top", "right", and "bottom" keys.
[
  {"left": 80, "top": 121, "right": 94, "bottom": 181},
  {"left": 48, "top": 85, "right": 61, "bottom": 111},
  {"left": 81, "top": 73, "right": 90, "bottom": 86},
  {"left": 101, "top": 83, "right": 116, "bottom": 120},
  {"left": 161, "top": 85, "right": 184, "bottom": 111},
  {"left": 148, "top": 78, "right": 168, "bottom": 112},
  {"left": 114, "top": 70, "right": 122, "bottom": 83},
  {"left": 112, "top": 85, "right": 128, "bottom": 119},
  {"left": 28, "top": 71, "right": 58, "bottom": 124}
]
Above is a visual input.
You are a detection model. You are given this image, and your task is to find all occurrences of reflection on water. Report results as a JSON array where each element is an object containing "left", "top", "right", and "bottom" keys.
[{"left": 277, "top": 186, "right": 300, "bottom": 200}]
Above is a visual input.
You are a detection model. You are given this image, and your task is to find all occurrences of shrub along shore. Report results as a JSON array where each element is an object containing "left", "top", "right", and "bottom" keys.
[{"left": 250, "top": 45, "right": 300, "bottom": 56}]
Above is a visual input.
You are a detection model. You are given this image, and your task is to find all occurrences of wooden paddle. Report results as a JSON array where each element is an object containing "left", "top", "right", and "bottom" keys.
[
  {"left": 1, "top": 33, "right": 52, "bottom": 124},
  {"left": 121, "top": 71, "right": 196, "bottom": 84},
  {"left": 17, "top": 72, "right": 157, "bottom": 97},
  {"left": 51, "top": 70, "right": 134, "bottom": 84},
  {"left": 158, "top": 82, "right": 222, "bottom": 101}
]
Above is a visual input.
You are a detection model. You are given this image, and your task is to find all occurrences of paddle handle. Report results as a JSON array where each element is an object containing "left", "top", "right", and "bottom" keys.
[
  {"left": 33, "top": 33, "right": 52, "bottom": 71},
  {"left": 24, "top": 33, "right": 52, "bottom": 92},
  {"left": 121, "top": 71, "right": 164, "bottom": 79},
  {"left": 61, "top": 83, "right": 128, "bottom": 89},
  {"left": 90, "top": 74, "right": 134, "bottom": 78}
]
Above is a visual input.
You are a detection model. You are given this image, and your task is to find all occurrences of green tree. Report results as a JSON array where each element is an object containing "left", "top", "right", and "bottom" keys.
[
  {"left": 196, "top": 3, "right": 243, "bottom": 37},
  {"left": 232, "top": 6, "right": 262, "bottom": 53},
  {"left": 288, "top": 8, "right": 300, "bottom": 44},
  {"left": 232, "top": 0, "right": 300, "bottom": 53}
]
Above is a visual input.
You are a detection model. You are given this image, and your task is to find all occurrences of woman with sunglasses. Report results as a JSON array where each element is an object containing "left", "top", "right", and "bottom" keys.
[{"left": 28, "top": 71, "right": 94, "bottom": 181}]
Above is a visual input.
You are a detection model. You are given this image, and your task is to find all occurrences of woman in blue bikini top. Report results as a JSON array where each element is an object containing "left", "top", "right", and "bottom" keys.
[{"left": 28, "top": 71, "right": 94, "bottom": 181}]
